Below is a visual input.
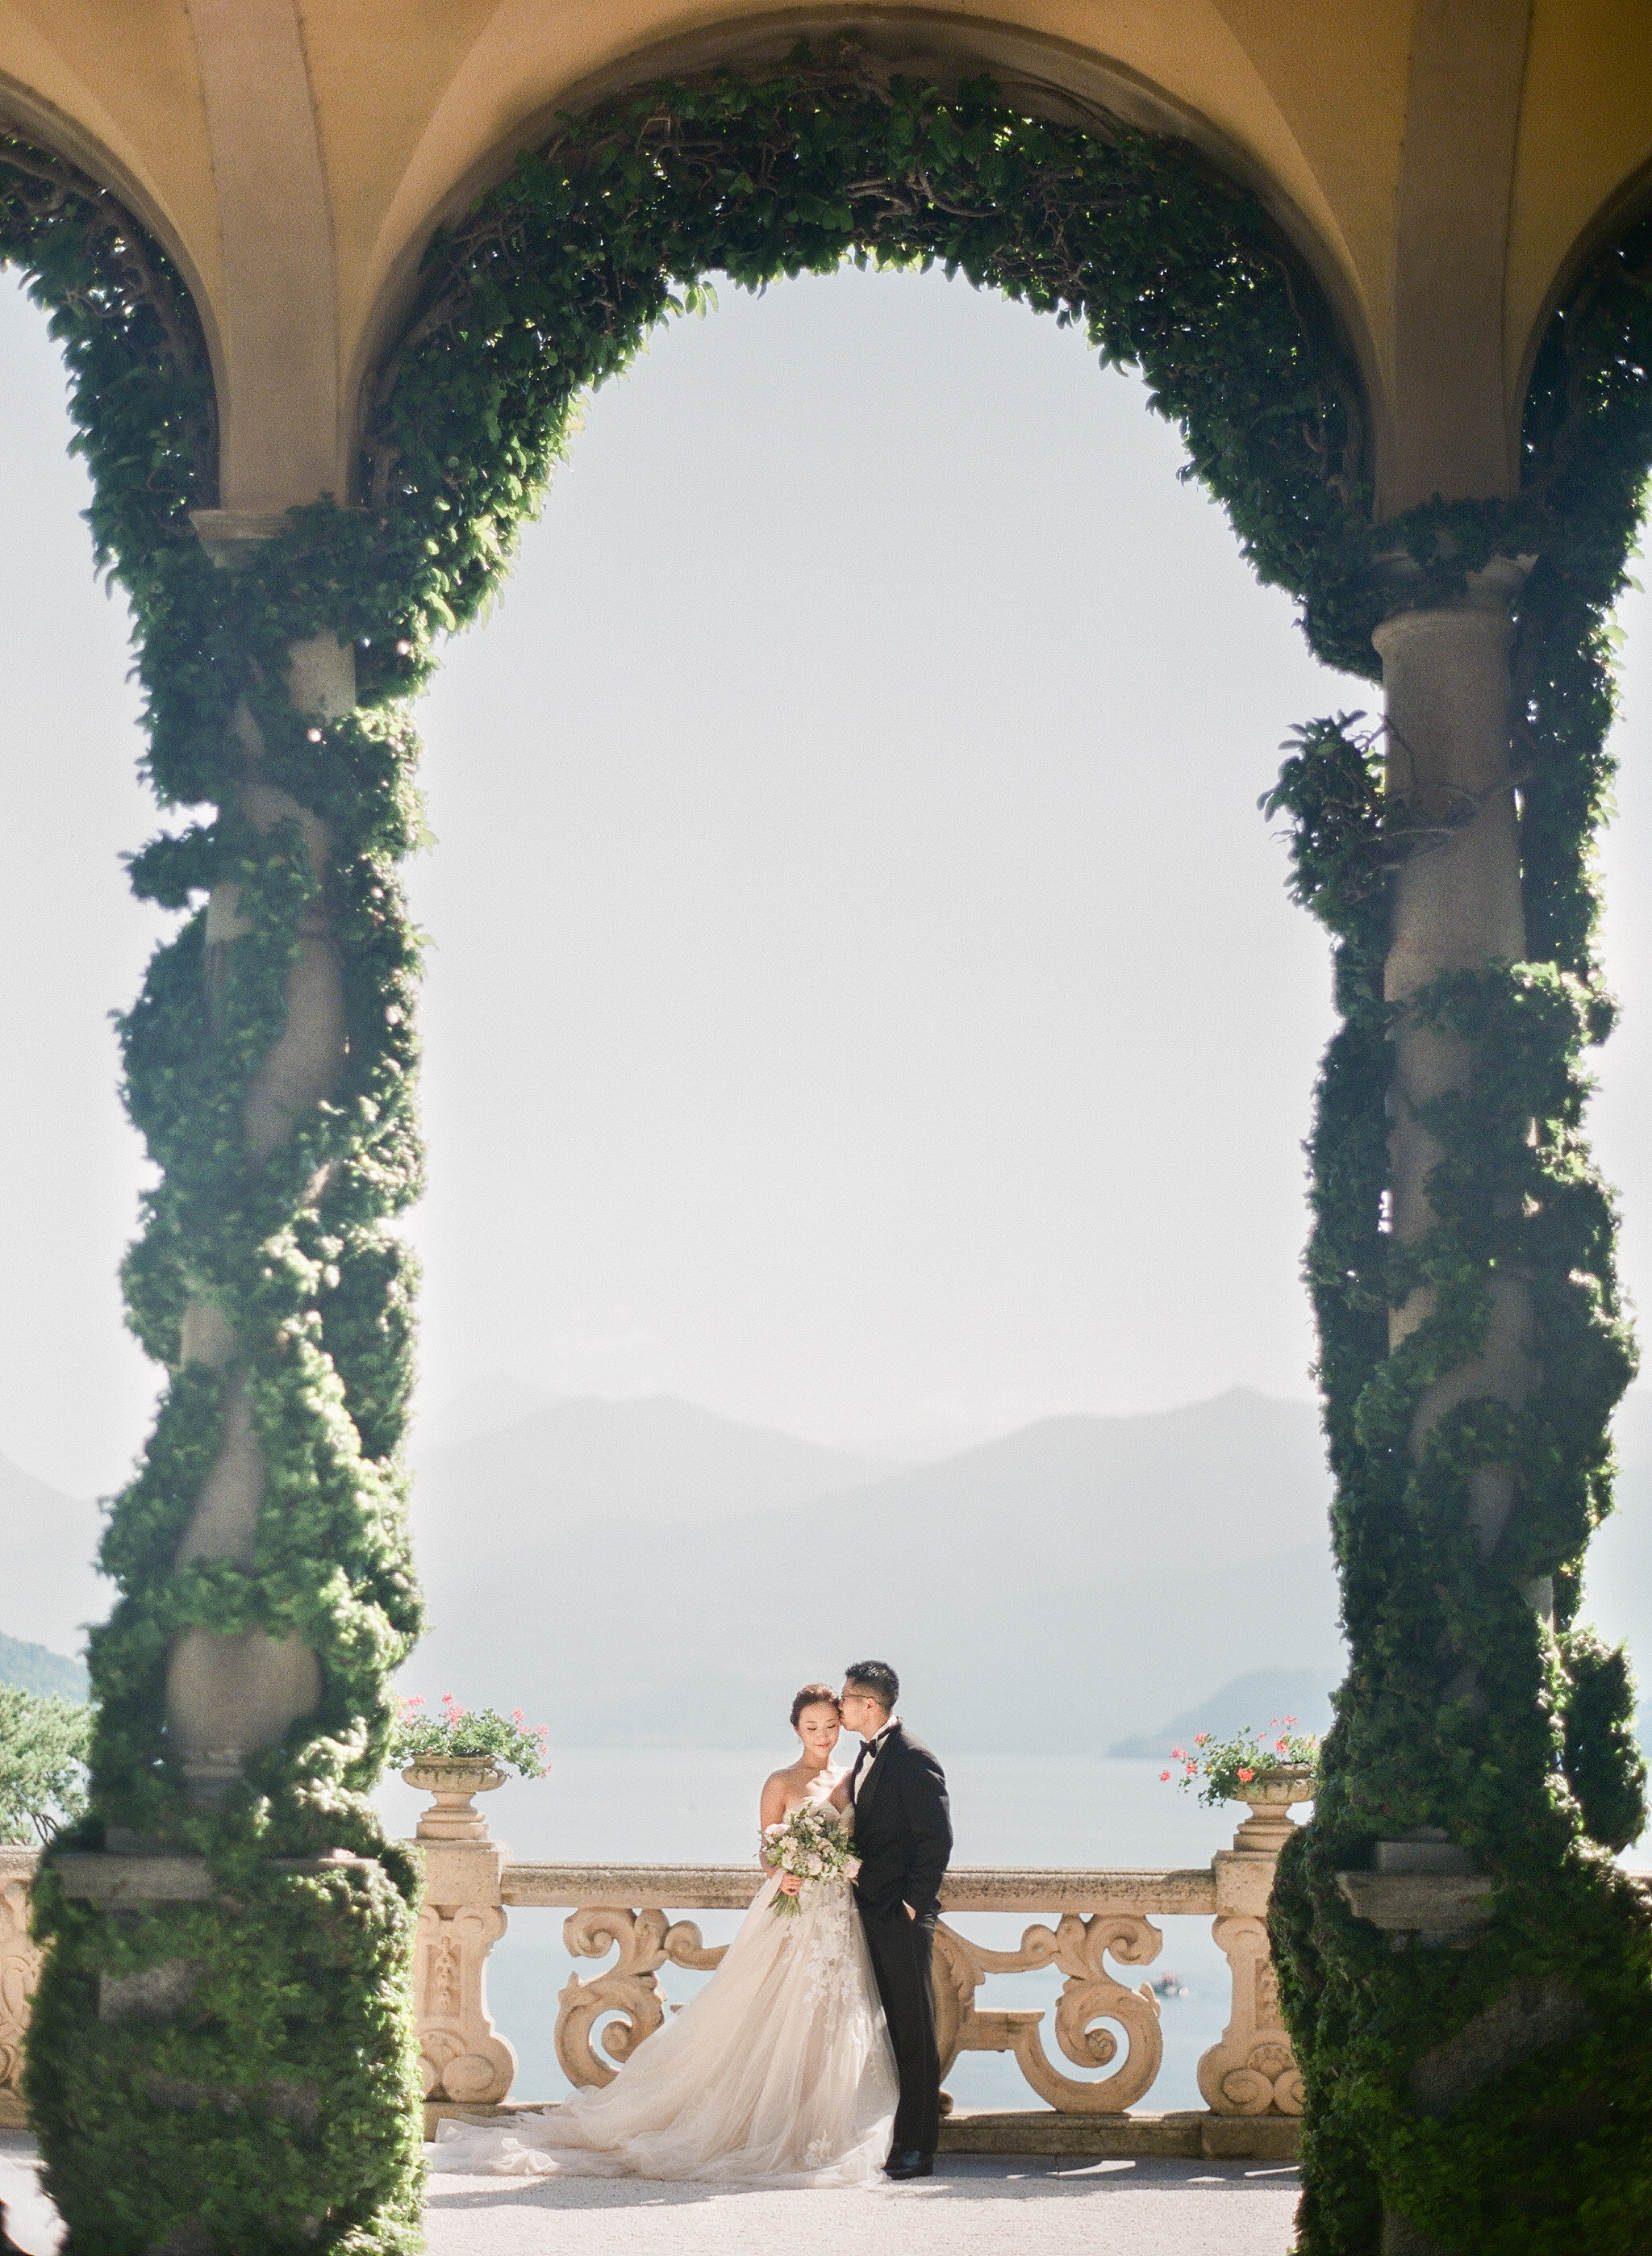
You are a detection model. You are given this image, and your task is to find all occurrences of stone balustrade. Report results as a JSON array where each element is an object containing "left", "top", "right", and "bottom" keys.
[
  {"left": 406, "top": 1764, "right": 1307, "bottom": 2156},
  {"left": 499, "top": 1859, "right": 1299, "bottom": 2119},
  {"left": 0, "top": 1789, "right": 1307, "bottom": 2155}
]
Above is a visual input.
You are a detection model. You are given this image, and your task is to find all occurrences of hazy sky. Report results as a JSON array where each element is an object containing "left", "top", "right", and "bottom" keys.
[{"left": 2, "top": 261, "right": 1650, "bottom": 1498}]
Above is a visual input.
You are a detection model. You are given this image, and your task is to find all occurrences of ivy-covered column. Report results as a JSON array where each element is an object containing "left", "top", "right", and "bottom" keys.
[
  {"left": 1375, "top": 574, "right": 1536, "bottom": 1581},
  {"left": 163, "top": 626, "right": 353, "bottom": 1803},
  {"left": 1269, "top": 557, "right": 1652, "bottom": 2254},
  {"left": 1262, "top": 188, "right": 1652, "bottom": 2256},
  {"left": 25, "top": 518, "right": 428, "bottom": 2254}
]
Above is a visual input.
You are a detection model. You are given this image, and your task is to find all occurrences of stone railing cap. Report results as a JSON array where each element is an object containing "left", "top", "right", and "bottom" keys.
[{"left": 499, "top": 1861, "right": 1223, "bottom": 1913}]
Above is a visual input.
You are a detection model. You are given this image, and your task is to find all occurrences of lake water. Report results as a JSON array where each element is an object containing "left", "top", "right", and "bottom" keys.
[{"left": 377, "top": 1746, "right": 1266, "bottom": 2115}]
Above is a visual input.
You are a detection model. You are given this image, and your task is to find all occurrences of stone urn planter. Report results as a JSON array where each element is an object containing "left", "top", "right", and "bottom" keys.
[
  {"left": 1230, "top": 1763, "right": 1316, "bottom": 1856},
  {"left": 402, "top": 1757, "right": 506, "bottom": 1843}
]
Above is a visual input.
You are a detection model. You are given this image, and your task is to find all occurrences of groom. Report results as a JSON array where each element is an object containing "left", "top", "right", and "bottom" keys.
[{"left": 840, "top": 1661, "right": 953, "bottom": 2181}]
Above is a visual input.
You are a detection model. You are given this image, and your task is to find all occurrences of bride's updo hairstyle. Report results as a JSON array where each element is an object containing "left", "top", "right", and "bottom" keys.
[{"left": 791, "top": 1683, "right": 840, "bottom": 1728}]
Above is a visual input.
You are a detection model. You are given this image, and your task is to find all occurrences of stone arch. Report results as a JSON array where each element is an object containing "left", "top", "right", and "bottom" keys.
[
  {"left": 0, "top": 83, "right": 224, "bottom": 498},
  {"left": 345, "top": 9, "right": 1383, "bottom": 511},
  {"left": 1509, "top": 148, "right": 1652, "bottom": 429},
  {"left": 342, "top": 40, "right": 1380, "bottom": 696},
  {"left": 6, "top": 32, "right": 1652, "bottom": 2250},
  {"left": 0, "top": 73, "right": 221, "bottom": 351}
]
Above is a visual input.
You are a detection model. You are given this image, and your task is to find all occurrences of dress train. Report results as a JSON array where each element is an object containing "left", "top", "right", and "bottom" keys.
[{"left": 427, "top": 1782, "right": 897, "bottom": 2187}]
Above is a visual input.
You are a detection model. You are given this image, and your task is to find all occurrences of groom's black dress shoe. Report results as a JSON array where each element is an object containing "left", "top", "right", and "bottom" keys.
[{"left": 884, "top": 2149, "right": 934, "bottom": 2179}]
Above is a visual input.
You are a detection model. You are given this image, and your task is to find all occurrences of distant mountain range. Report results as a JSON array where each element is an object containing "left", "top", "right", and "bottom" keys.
[
  {"left": 410, "top": 1390, "right": 892, "bottom": 1602},
  {"left": 4, "top": 1381, "right": 1651, "bottom": 1761},
  {"left": 403, "top": 1385, "right": 1346, "bottom": 1751},
  {"left": 0, "top": 1629, "right": 87, "bottom": 1702},
  {"left": 1109, "top": 1667, "right": 1338, "bottom": 1760},
  {"left": 0, "top": 1452, "right": 106, "bottom": 1660}
]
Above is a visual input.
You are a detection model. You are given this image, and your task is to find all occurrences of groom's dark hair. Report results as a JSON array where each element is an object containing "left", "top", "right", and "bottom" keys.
[{"left": 845, "top": 1660, "right": 899, "bottom": 1711}]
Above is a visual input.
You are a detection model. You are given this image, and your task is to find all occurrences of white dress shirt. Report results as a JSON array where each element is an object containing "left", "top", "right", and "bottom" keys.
[{"left": 850, "top": 1716, "right": 899, "bottom": 1803}]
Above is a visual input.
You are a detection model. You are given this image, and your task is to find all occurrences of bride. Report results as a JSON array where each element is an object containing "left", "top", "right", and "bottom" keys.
[{"left": 426, "top": 1684, "right": 899, "bottom": 2186}]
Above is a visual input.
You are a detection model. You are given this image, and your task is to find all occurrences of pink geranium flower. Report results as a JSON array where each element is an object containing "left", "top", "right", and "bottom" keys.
[{"left": 1237, "top": 1766, "right": 1254, "bottom": 1782}]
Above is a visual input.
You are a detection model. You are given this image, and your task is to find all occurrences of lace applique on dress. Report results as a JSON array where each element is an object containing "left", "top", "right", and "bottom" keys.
[
  {"left": 775, "top": 1795, "right": 863, "bottom": 2019},
  {"left": 801, "top": 1886, "right": 862, "bottom": 2017}
]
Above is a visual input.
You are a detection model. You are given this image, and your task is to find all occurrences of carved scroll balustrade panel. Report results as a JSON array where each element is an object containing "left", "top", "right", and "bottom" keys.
[
  {"left": 932, "top": 1911, "right": 1166, "bottom": 2112},
  {"left": 0, "top": 1849, "right": 42, "bottom": 2129},
  {"left": 1196, "top": 1911, "right": 1304, "bottom": 2116},
  {"left": 415, "top": 1899, "right": 516, "bottom": 2104},
  {"left": 524, "top": 1865, "right": 1254, "bottom": 2114},
  {"left": 409, "top": 1817, "right": 516, "bottom": 2105},
  {"left": 557, "top": 1907, "right": 728, "bottom": 2087}
]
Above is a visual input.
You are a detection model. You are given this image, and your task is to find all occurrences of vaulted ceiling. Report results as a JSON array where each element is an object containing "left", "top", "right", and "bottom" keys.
[{"left": 1, "top": 2, "right": 1646, "bottom": 519}]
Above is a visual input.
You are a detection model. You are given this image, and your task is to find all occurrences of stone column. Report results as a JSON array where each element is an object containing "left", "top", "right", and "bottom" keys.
[
  {"left": 1199, "top": 1794, "right": 1305, "bottom": 2117},
  {"left": 1366, "top": 570, "right": 1541, "bottom": 2256},
  {"left": 162, "top": 621, "right": 353, "bottom": 1801},
  {"left": 406, "top": 1769, "right": 516, "bottom": 2126},
  {"left": 1375, "top": 565, "right": 1537, "bottom": 1594}
]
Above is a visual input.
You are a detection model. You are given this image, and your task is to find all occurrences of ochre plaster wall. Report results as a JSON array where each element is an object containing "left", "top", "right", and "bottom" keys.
[
  {"left": 0, "top": 1, "right": 217, "bottom": 309},
  {"left": 0, "top": 1, "right": 1643, "bottom": 515}
]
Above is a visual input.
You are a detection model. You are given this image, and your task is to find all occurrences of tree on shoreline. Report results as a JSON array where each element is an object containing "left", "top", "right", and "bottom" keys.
[{"left": 0, "top": 1686, "right": 88, "bottom": 1845}]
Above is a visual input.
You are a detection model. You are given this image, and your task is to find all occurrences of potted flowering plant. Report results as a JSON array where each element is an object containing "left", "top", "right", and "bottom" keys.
[
  {"left": 1161, "top": 1717, "right": 1320, "bottom": 1853},
  {"left": 390, "top": 1694, "right": 549, "bottom": 1842}
]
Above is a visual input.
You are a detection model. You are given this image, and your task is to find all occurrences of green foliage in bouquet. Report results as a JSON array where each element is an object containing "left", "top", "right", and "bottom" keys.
[{"left": 390, "top": 1695, "right": 549, "bottom": 1778}]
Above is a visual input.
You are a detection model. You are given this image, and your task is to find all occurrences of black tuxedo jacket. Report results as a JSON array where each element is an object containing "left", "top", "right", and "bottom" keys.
[{"left": 849, "top": 1723, "right": 952, "bottom": 1920}]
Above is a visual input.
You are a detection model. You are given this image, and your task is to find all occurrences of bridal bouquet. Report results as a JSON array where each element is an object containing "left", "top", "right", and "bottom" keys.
[{"left": 761, "top": 1799, "right": 858, "bottom": 1917}]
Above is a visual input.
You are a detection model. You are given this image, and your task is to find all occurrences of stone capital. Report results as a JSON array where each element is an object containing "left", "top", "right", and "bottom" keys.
[
  {"left": 1212, "top": 1850, "right": 1279, "bottom": 1918},
  {"left": 418, "top": 1838, "right": 507, "bottom": 1913},
  {"left": 1368, "top": 550, "right": 1535, "bottom": 648}
]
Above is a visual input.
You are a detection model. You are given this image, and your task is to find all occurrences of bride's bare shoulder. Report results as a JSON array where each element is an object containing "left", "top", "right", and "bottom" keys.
[{"left": 759, "top": 1765, "right": 799, "bottom": 1826}]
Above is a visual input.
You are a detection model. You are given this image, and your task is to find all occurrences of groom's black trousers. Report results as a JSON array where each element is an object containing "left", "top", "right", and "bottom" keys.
[{"left": 861, "top": 1904, "right": 941, "bottom": 2155}]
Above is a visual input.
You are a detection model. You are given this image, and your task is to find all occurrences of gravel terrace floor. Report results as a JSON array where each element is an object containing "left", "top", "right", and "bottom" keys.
[
  {"left": 2, "top": 2133, "right": 1300, "bottom": 2255},
  {"left": 422, "top": 2155, "right": 1301, "bottom": 2256}
]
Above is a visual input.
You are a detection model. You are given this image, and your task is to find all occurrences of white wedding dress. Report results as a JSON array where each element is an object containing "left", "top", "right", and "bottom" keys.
[{"left": 427, "top": 1769, "right": 898, "bottom": 2186}]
